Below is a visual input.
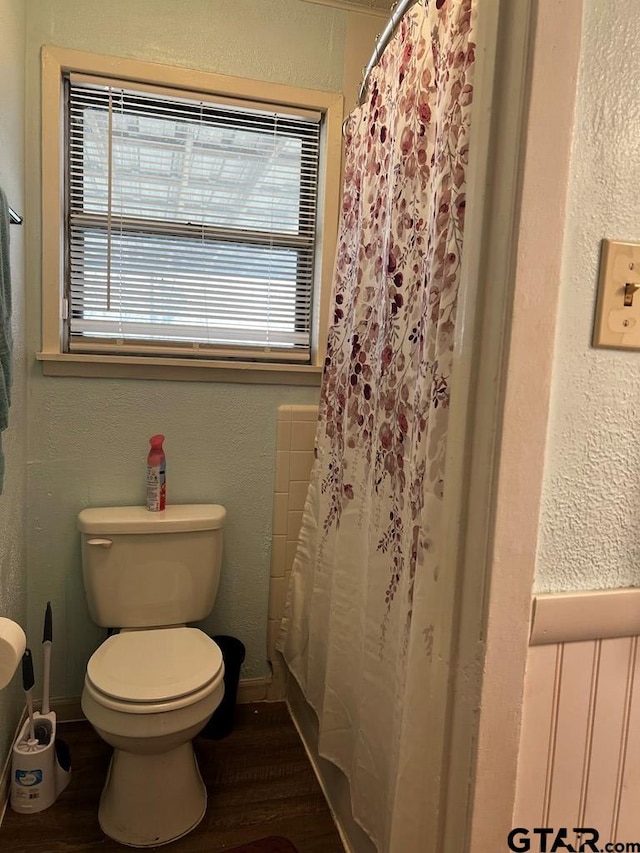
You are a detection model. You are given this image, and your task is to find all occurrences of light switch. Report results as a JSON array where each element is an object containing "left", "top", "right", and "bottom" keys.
[{"left": 593, "top": 239, "right": 640, "bottom": 349}]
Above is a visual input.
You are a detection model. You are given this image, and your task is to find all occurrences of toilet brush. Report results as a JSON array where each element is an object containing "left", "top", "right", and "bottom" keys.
[
  {"left": 18, "top": 650, "right": 48, "bottom": 746},
  {"left": 10, "top": 605, "right": 71, "bottom": 814},
  {"left": 22, "top": 649, "right": 37, "bottom": 746},
  {"left": 41, "top": 602, "right": 52, "bottom": 716}
]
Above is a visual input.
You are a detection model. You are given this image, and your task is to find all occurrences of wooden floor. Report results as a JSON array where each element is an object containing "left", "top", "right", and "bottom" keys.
[{"left": 1, "top": 702, "right": 344, "bottom": 852}]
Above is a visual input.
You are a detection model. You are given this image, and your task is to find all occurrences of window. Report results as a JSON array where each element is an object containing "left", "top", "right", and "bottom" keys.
[
  {"left": 40, "top": 48, "right": 343, "bottom": 382},
  {"left": 66, "top": 76, "right": 321, "bottom": 362}
]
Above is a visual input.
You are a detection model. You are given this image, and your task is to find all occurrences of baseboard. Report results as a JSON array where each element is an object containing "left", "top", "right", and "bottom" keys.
[
  {"left": 32, "top": 697, "right": 84, "bottom": 722},
  {"left": 0, "top": 707, "right": 27, "bottom": 827},
  {"left": 286, "top": 673, "right": 377, "bottom": 853},
  {"left": 237, "top": 677, "right": 270, "bottom": 703}
]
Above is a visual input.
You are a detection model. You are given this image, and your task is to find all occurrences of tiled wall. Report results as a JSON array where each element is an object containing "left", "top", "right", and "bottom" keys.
[{"left": 267, "top": 404, "right": 318, "bottom": 699}]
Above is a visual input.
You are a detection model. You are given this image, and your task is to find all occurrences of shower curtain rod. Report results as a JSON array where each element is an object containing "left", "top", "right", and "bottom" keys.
[{"left": 357, "top": 0, "right": 420, "bottom": 105}]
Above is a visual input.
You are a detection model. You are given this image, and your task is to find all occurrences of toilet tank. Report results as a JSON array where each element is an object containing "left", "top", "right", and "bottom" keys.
[{"left": 78, "top": 505, "right": 226, "bottom": 629}]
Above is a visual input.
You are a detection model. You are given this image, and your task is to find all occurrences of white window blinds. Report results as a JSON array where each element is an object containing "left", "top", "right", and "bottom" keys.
[{"left": 65, "top": 74, "right": 322, "bottom": 362}]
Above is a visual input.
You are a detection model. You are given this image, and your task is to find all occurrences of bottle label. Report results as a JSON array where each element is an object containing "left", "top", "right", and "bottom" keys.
[{"left": 146, "top": 463, "right": 166, "bottom": 512}]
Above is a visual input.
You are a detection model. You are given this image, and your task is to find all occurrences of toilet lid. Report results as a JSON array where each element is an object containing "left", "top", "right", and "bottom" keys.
[{"left": 86, "top": 627, "right": 224, "bottom": 703}]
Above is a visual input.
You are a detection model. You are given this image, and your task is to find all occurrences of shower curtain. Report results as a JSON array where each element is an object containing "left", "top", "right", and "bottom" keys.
[{"left": 278, "top": 1, "right": 476, "bottom": 849}]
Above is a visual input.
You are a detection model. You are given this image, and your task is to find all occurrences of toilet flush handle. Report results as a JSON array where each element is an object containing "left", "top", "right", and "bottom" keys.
[{"left": 86, "top": 538, "right": 113, "bottom": 548}]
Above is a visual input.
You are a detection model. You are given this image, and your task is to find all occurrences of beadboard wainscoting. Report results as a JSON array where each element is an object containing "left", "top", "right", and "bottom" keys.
[
  {"left": 267, "top": 405, "right": 318, "bottom": 700},
  {"left": 514, "top": 589, "right": 640, "bottom": 839}
]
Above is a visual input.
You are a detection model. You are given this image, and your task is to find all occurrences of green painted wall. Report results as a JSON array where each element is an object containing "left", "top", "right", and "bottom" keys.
[{"left": 23, "top": 0, "right": 363, "bottom": 697}]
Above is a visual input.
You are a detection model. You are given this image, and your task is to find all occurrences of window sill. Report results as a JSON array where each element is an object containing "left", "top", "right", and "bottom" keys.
[{"left": 37, "top": 352, "right": 323, "bottom": 386}]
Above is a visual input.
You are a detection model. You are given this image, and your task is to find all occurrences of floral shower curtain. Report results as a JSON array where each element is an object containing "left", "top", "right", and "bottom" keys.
[{"left": 278, "top": 1, "right": 476, "bottom": 849}]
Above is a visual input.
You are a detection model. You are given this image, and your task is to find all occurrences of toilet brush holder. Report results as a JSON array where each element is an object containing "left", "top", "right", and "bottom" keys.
[{"left": 10, "top": 711, "right": 71, "bottom": 814}]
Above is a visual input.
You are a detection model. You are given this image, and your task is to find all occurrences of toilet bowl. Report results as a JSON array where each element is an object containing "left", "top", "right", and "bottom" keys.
[
  {"left": 78, "top": 504, "right": 228, "bottom": 848},
  {"left": 81, "top": 627, "right": 225, "bottom": 847}
]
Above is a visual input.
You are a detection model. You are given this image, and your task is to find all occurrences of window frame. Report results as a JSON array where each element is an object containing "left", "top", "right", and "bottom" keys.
[{"left": 39, "top": 46, "right": 344, "bottom": 385}]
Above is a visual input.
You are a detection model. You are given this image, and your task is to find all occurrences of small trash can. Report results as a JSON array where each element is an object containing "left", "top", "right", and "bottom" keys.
[{"left": 201, "top": 635, "right": 246, "bottom": 739}]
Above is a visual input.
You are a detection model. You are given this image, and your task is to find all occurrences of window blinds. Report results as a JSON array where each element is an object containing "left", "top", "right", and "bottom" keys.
[{"left": 65, "top": 74, "right": 322, "bottom": 362}]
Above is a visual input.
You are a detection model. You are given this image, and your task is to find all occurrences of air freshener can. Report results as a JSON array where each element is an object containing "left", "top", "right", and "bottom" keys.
[{"left": 146, "top": 434, "right": 166, "bottom": 512}]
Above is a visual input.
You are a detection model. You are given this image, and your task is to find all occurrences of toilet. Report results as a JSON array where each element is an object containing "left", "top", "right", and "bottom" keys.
[{"left": 78, "top": 504, "right": 227, "bottom": 848}]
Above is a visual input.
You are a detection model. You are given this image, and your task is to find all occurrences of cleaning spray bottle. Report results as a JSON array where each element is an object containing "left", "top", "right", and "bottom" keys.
[{"left": 146, "top": 434, "right": 166, "bottom": 512}]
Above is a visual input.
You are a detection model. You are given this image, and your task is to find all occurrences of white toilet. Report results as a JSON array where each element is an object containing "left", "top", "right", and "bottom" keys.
[{"left": 78, "top": 504, "right": 227, "bottom": 848}]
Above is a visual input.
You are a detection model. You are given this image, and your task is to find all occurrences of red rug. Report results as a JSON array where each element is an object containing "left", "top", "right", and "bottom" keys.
[{"left": 225, "top": 839, "right": 299, "bottom": 853}]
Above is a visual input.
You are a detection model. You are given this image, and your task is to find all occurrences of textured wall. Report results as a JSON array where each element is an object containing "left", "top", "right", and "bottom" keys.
[
  {"left": 536, "top": 0, "right": 640, "bottom": 592},
  {"left": 23, "top": 0, "right": 374, "bottom": 698},
  {"left": 0, "top": 0, "right": 27, "bottom": 776},
  {"left": 27, "top": 0, "right": 346, "bottom": 91}
]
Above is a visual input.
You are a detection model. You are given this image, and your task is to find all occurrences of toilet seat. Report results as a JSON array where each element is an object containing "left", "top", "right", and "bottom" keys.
[{"left": 86, "top": 627, "right": 224, "bottom": 713}]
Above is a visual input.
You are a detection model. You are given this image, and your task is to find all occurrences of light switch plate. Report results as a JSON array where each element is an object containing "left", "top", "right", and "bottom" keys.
[{"left": 593, "top": 239, "right": 640, "bottom": 349}]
